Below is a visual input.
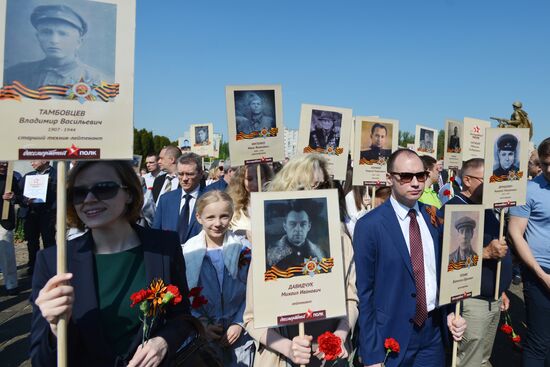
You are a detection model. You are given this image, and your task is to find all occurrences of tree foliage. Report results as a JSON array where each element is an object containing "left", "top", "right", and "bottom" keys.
[
  {"left": 437, "top": 129, "right": 445, "bottom": 160},
  {"left": 398, "top": 131, "right": 415, "bottom": 147},
  {"left": 133, "top": 128, "right": 177, "bottom": 167}
]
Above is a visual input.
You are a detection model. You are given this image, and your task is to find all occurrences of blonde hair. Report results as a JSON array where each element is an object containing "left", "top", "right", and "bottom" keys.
[
  {"left": 195, "top": 190, "right": 234, "bottom": 217},
  {"left": 267, "top": 154, "right": 331, "bottom": 192},
  {"left": 227, "top": 164, "right": 273, "bottom": 220}
]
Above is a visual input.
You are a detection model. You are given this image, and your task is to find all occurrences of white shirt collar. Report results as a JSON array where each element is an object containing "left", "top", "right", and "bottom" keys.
[
  {"left": 182, "top": 184, "right": 200, "bottom": 198},
  {"left": 390, "top": 195, "right": 420, "bottom": 221}
]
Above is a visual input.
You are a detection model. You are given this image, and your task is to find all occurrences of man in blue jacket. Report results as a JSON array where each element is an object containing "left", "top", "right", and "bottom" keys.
[{"left": 354, "top": 149, "right": 466, "bottom": 367}]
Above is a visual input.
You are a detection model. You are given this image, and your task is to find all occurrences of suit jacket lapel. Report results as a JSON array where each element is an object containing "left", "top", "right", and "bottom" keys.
[
  {"left": 70, "top": 232, "right": 113, "bottom": 359},
  {"left": 185, "top": 186, "right": 203, "bottom": 239},
  {"left": 380, "top": 200, "right": 414, "bottom": 279}
]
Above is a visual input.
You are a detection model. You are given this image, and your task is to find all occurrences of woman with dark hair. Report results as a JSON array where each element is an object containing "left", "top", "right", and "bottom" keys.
[{"left": 30, "top": 161, "right": 196, "bottom": 367}]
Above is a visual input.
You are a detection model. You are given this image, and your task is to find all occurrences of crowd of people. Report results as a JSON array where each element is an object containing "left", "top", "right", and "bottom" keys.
[{"left": 1, "top": 137, "right": 550, "bottom": 366}]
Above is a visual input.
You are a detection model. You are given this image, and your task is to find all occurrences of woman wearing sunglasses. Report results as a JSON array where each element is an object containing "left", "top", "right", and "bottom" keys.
[{"left": 30, "top": 161, "right": 196, "bottom": 367}]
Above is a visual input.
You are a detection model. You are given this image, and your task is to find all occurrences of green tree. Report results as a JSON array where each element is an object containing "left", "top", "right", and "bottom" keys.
[
  {"left": 437, "top": 129, "right": 445, "bottom": 160},
  {"left": 133, "top": 128, "right": 175, "bottom": 168},
  {"left": 398, "top": 131, "right": 415, "bottom": 147}
]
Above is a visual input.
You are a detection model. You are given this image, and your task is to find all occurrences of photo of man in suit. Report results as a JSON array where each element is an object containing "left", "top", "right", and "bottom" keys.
[
  {"left": 493, "top": 134, "right": 520, "bottom": 178},
  {"left": 360, "top": 123, "right": 392, "bottom": 162},
  {"left": 265, "top": 201, "right": 328, "bottom": 274},
  {"left": 448, "top": 215, "right": 479, "bottom": 271},
  {"left": 195, "top": 126, "right": 209, "bottom": 145},
  {"left": 354, "top": 149, "right": 466, "bottom": 366},
  {"left": 153, "top": 152, "right": 205, "bottom": 244},
  {"left": 448, "top": 125, "right": 461, "bottom": 151}
]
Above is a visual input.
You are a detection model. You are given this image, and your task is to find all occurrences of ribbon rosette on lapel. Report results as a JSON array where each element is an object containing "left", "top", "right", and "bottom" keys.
[{"left": 130, "top": 278, "right": 182, "bottom": 346}]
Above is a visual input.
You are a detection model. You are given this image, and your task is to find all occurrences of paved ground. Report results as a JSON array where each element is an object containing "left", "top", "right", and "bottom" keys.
[{"left": 1, "top": 241, "right": 526, "bottom": 366}]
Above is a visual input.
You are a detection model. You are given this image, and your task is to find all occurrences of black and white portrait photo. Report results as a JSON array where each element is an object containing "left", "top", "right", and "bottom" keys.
[
  {"left": 234, "top": 90, "right": 276, "bottom": 135},
  {"left": 419, "top": 128, "right": 434, "bottom": 152},
  {"left": 308, "top": 109, "right": 342, "bottom": 150},
  {"left": 448, "top": 212, "right": 480, "bottom": 272},
  {"left": 447, "top": 123, "right": 461, "bottom": 152},
  {"left": 3, "top": 0, "right": 116, "bottom": 89},
  {"left": 195, "top": 126, "right": 209, "bottom": 145},
  {"left": 264, "top": 198, "right": 330, "bottom": 277},
  {"left": 493, "top": 133, "right": 520, "bottom": 178}
]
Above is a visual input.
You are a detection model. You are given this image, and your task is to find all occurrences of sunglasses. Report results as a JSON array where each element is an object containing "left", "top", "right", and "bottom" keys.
[
  {"left": 70, "top": 181, "right": 127, "bottom": 204},
  {"left": 389, "top": 171, "right": 429, "bottom": 183}
]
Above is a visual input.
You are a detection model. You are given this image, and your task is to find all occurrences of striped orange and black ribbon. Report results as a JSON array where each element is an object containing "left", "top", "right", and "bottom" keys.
[
  {"left": 448, "top": 255, "right": 479, "bottom": 271},
  {"left": 264, "top": 257, "right": 334, "bottom": 281},
  {"left": 0, "top": 80, "right": 120, "bottom": 102}
]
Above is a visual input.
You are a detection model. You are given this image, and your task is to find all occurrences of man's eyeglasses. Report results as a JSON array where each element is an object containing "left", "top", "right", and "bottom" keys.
[
  {"left": 464, "top": 175, "right": 484, "bottom": 182},
  {"left": 70, "top": 181, "right": 127, "bottom": 204},
  {"left": 389, "top": 171, "right": 429, "bottom": 183}
]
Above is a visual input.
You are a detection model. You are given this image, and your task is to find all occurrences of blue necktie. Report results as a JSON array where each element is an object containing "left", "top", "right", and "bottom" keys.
[{"left": 178, "top": 194, "right": 191, "bottom": 244}]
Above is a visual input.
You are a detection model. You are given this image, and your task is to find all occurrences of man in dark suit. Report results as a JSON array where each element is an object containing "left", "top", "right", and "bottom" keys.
[
  {"left": 153, "top": 152, "right": 205, "bottom": 244},
  {"left": 151, "top": 146, "right": 181, "bottom": 204},
  {"left": 19, "top": 160, "right": 57, "bottom": 275},
  {"left": 360, "top": 123, "right": 392, "bottom": 162},
  {"left": 354, "top": 149, "right": 466, "bottom": 366}
]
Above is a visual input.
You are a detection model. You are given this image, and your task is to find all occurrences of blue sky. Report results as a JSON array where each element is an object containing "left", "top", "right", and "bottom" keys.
[{"left": 134, "top": 0, "right": 549, "bottom": 145}]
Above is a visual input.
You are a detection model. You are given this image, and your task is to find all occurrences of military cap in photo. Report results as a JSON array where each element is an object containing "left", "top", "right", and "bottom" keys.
[
  {"left": 497, "top": 134, "right": 518, "bottom": 152},
  {"left": 31, "top": 5, "right": 87, "bottom": 35},
  {"left": 246, "top": 92, "right": 262, "bottom": 104},
  {"left": 455, "top": 216, "right": 476, "bottom": 231},
  {"left": 317, "top": 111, "right": 336, "bottom": 121}
]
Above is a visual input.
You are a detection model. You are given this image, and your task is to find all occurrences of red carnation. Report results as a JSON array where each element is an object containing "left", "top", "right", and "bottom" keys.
[
  {"left": 191, "top": 295, "right": 208, "bottom": 309},
  {"left": 130, "top": 289, "right": 149, "bottom": 307},
  {"left": 384, "top": 337, "right": 400, "bottom": 353},
  {"left": 165, "top": 284, "right": 182, "bottom": 305},
  {"left": 512, "top": 335, "right": 521, "bottom": 343},
  {"left": 500, "top": 323, "right": 513, "bottom": 335},
  {"left": 450, "top": 176, "right": 455, "bottom": 182},
  {"left": 188, "top": 286, "right": 203, "bottom": 297},
  {"left": 317, "top": 331, "right": 342, "bottom": 361}
]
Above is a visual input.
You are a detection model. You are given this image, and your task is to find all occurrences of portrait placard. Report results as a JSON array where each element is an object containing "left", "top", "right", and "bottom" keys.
[
  {"left": 250, "top": 189, "right": 347, "bottom": 328},
  {"left": 462, "top": 117, "right": 491, "bottom": 161},
  {"left": 443, "top": 119, "right": 463, "bottom": 169},
  {"left": 352, "top": 117, "right": 399, "bottom": 186},
  {"left": 439, "top": 205, "right": 484, "bottom": 305},
  {"left": 298, "top": 104, "right": 352, "bottom": 181},
  {"left": 482, "top": 128, "right": 529, "bottom": 209},
  {"left": 226, "top": 84, "right": 284, "bottom": 166},
  {"left": 178, "top": 131, "right": 191, "bottom": 152},
  {"left": 190, "top": 123, "right": 214, "bottom": 157},
  {"left": 212, "top": 133, "right": 222, "bottom": 158},
  {"left": 0, "top": 0, "right": 135, "bottom": 160},
  {"left": 414, "top": 125, "right": 437, "bottom": 159},
  {"left": 131, "top": 154, "right": 142, "bottom": 171}
]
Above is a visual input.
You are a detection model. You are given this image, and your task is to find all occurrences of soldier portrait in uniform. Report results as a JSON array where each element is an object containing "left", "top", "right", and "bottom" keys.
[
  {"left": 492, "top": 134, "right": 520, "bottom": 178},
  {"left": 234, "top": 90, "right": 276, "bottom": 136},
  {"left": 448, "top": 214, "right": 480, "bottom": 272},
  {"left": 419, "top": 128, "right": 434, "bottom": 152},
  {"left": 195, "top": 126, "right": 209, "bottom": 145},
  {"left": 308, "top": 109, "right": 342, "bottom": 150},
  {"left": 359, "top": 122, "right": 392, "bottom": 162},
  {"left": 264, "top": 198, "right": 330, "bottom": 278},
  {"left": 3, "top": 1, "right": 116, "bottom": 90},
  {"left": 447, "top": 124, "right": 461, "bottom": 151}
]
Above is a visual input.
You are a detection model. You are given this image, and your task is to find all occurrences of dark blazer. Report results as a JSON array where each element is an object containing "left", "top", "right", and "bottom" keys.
[
  {"left": 151, "top": 173, "right": 169, "bottom": 203},
  {"left": 153, "top": 187, "right": 204, "bottom": 244},
  {"left": 353, "top": 199, "right": 447, "bottom": 366},
  {"left": 30, "top": 225, "right": 196, "bottom": 367}
]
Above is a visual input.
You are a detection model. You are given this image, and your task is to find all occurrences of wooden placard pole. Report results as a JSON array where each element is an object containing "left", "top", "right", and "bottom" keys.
[
  {"left": 299, "top": 321, "right": 306, "bottom": 367},
  {"left": 451, "top": 300, "right": 462, "bottom": 367},
  {"left": 56, "top": 161, "right": 68, "bottom": 367},
  {"left": 494, "top": 209, "right": 506, "bottom": 300},
  {"left": 371, "top": 185, "right": 377, "bottom": 209},
  {"left": 1, "top": 162, "right": 14, "bottom": 220},
  {"left": 256, "top": 164, "right": 263, "bottom": 193}
]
